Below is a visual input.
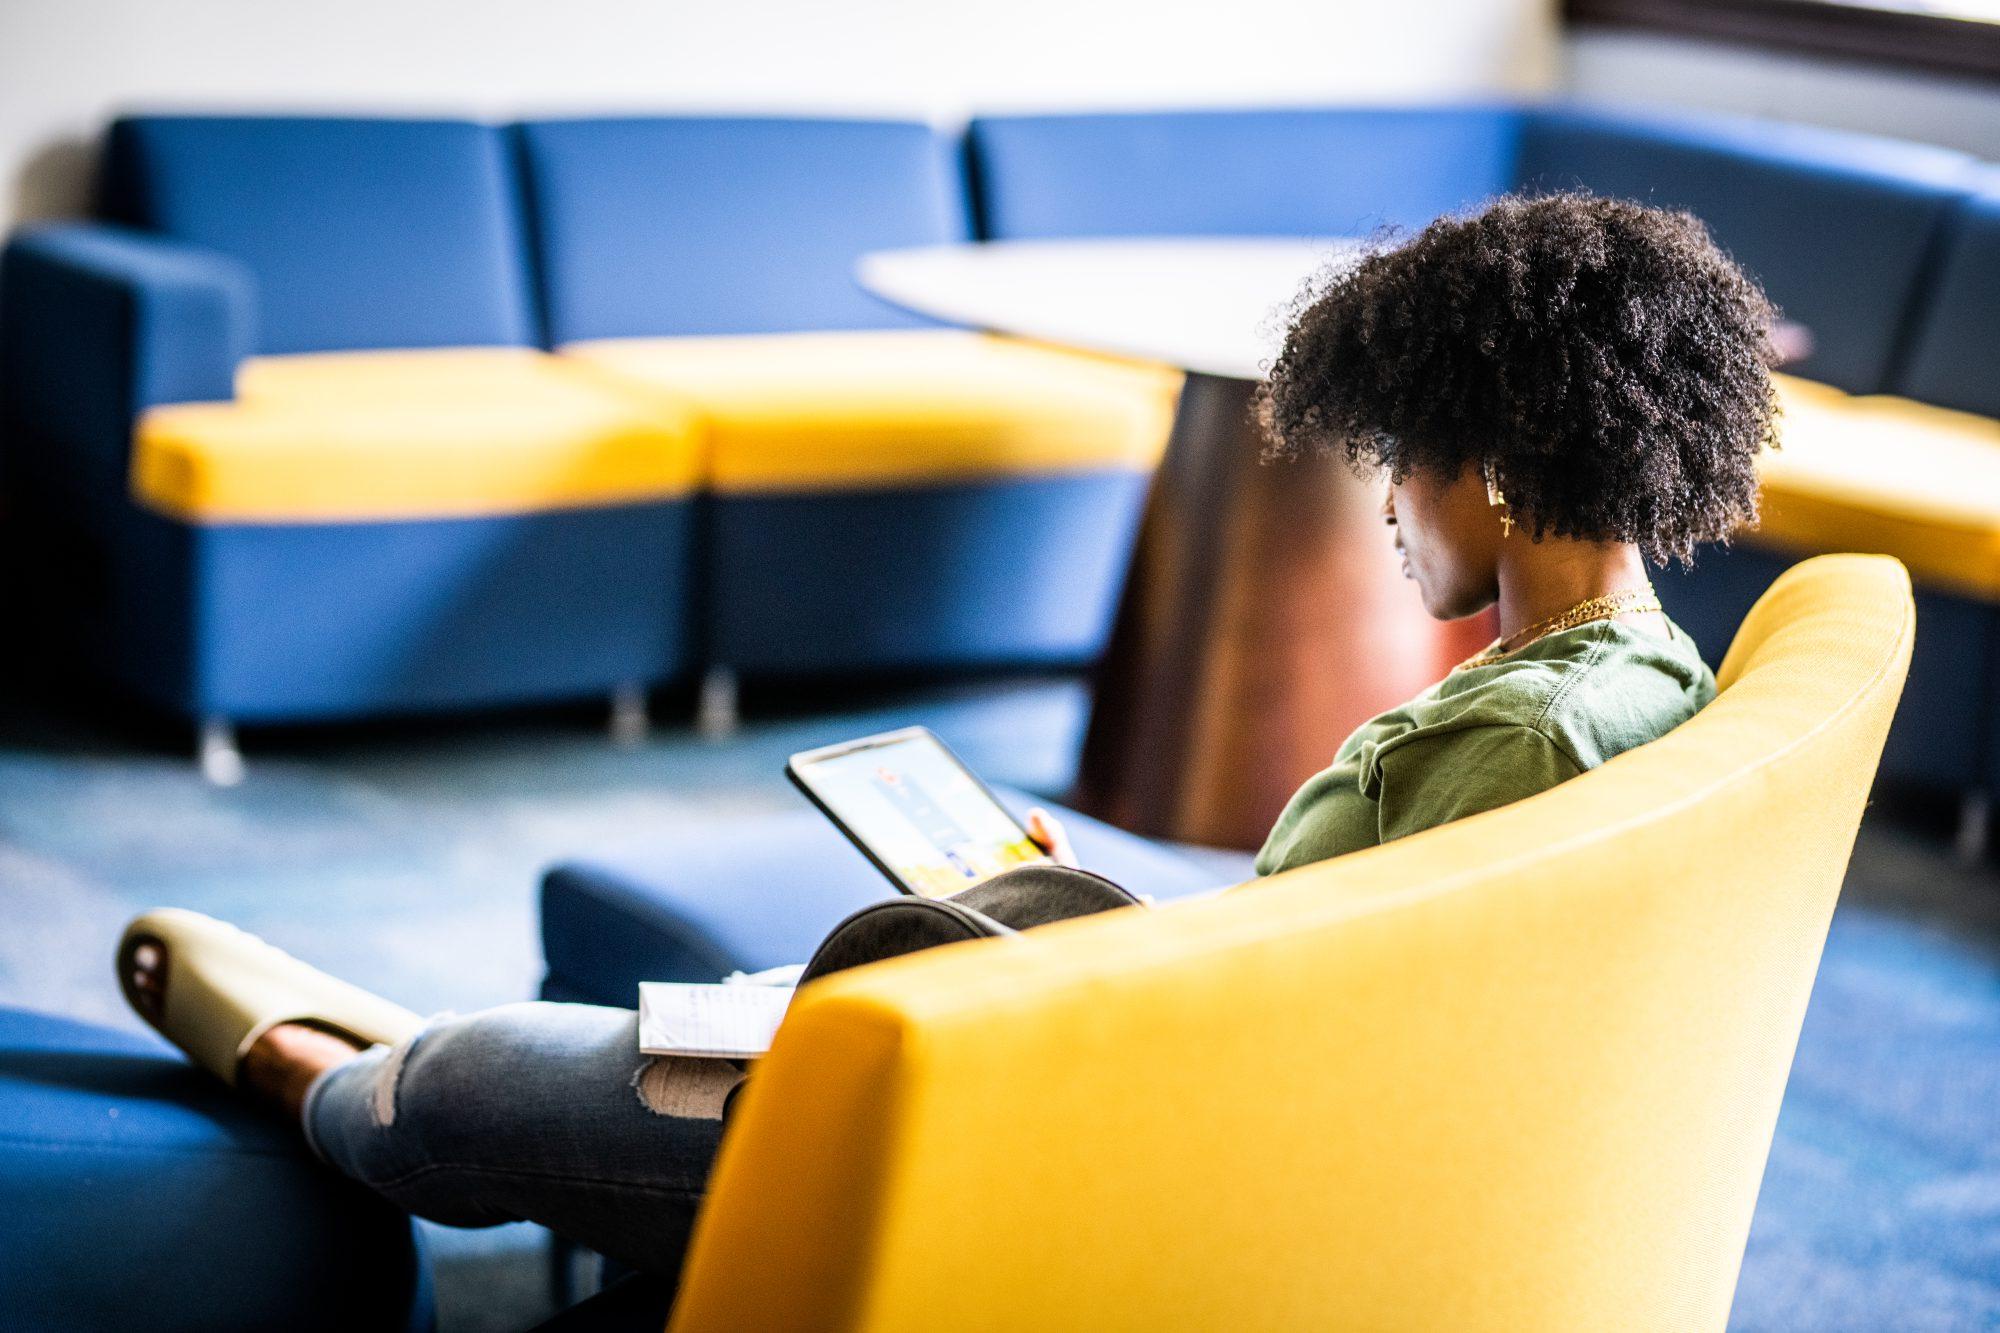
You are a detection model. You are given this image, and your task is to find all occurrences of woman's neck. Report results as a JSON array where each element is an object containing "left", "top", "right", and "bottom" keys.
[{"left": 1493, "top": 539, "right": 1654, "bottom": 642}]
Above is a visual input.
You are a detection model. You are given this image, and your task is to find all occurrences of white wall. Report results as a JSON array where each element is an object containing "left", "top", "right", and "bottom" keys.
[
  {"left": 0, "top": 0, "right": 1558, "bottom": 230},
  {"left": 1564, "top": 30, "right": 2000, "bottom": 161}
]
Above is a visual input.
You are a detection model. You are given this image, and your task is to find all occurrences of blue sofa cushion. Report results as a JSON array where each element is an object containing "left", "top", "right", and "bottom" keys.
[
  {"left": 125, "top": 500, "right": 696, "bottom": 723},
  {"left": 540, "top": 788, "right": 1245, "bottom": 1006},
  {"left": 101, "top": 116, "right": 535, "bottom": 355},
  {"left": 1655, "top": 543, "right": 1992, "bottom": 793},
  {"left": 518, "top": 117, "right": 969, "bottom": 343},
  {"left": 0, "top": 1006, "right": 430, "bottom": 1331},
  {"left": 1516, "top": 104, "right": 1976, "bottom": 394},
  {"left": 967, "top": 106, "right": 1524, "bottom": 240},
  {"left": 1895, "top": 172, "right": 2000, "bottom": 419}
]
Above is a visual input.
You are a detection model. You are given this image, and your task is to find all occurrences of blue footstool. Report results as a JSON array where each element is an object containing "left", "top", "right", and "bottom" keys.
[
  {"left": 0, "top": 1006, "right": 432, "bottom": 1332},
  {"left": 540, "top": 788, "right": 1246, "bottom": 1005}
]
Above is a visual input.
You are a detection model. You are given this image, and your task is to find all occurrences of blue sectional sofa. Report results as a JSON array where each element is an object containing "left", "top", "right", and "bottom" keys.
[
  {"left": 967, "top": 103, "right": 1974, "bottom": 394},
  {"left": 513, "top": 117, "right": 1176, "bottom": 684},
  {"left": 0, "top": 114, "right": 1178, "bottom": 775},
  {"left": 4, "top": 100, "right": 1997, "bottom": 811},
  {"left": 0, "top": 119, "right": 705, "bottom": 761}
]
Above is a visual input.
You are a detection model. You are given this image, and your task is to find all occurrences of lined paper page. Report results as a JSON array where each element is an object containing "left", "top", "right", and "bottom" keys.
[{"left": 638, "top": 982, "right": 795, "bottom": 1058}]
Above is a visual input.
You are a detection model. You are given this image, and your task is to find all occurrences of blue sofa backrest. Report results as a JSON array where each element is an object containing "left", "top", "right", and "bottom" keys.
[
  {"left": 967, "top": 107, "right": 1523, "bottom": 240},
  {"left": 1516, "top": 105, "right": 1975, "bottom": 394},
  {"left": 517, "top": 117, "right": 969, "bottom": 344},
  {"left": 1893, "top": 170, "right": 2000, "bottom": 418},
  {"left": 102, "top": 116, "right": 537, "bottom": 356}
]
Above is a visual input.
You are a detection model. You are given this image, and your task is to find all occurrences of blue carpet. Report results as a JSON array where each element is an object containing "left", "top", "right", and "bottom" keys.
[
  {"left": 1732, "top": 839, "right": 2000, "bottom": 1331},
  {"left": 0, "top": 674, "right": 1993, "bottom": 1331}
]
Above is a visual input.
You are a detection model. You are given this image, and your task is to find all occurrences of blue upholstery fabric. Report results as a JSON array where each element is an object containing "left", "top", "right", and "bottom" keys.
[
  {"left": 1656, "top": 544, "right": 1994, "bottom": 793},
  {"left": 4, "top": 489, "right": 701, "bottom": 725},
  {"left": 706, "top": 472, "right": 1149, "bottom": 676},
  {"left": 1894, "top": 171, "right": 2000, "bottom": 418},
  {"left": 967, "top": 106, "right": 1523, "bottom": 239},
  {"left": 1516, "top": 105, "right": 1976, "bottom": 393},
  {"left": 0, "top": 224, "right": 253, "bottom": 502},
  {"left": 968, "top": 102, "right": 1975, "bottom": 393},
  {"left": 101, "top": 116, "right": 535, "bottom": 355},
  {"left": 89, "top": 501, "right": 696, "bottom": 722},
  {"left": 539, "top": 789, "right": 1238, "bottom": 1006},
  {"left": 518, "top": 117, "right": 968, "bottom": 343},
  {"left": 0, "top": 1006, "right": 431, "bottom": 1331}
]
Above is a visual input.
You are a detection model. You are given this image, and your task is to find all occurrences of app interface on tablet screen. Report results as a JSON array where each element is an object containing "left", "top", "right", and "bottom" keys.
[{"left": 799, "top": 735, "right": 1050, "bottom": 896}]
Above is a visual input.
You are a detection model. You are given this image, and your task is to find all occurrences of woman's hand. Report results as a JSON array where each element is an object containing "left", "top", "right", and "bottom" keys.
[{"left": 1025, "top": 807, "right": 1079, "bottom": 868}]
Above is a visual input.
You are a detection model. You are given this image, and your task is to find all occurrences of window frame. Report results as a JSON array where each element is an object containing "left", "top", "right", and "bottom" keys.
[{"left": 1563, "top": 0, "right": 2000, "bottom": 82}]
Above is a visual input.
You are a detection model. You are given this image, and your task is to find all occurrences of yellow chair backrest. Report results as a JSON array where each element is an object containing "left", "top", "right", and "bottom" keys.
[{"left": 669, "top": 554, "right": 1914, "bottom": 1333}]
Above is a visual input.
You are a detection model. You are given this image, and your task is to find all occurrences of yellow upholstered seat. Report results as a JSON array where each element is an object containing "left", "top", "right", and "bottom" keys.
[
  {"left": 134, "top": 348, "right": 704, "bottom": 523},
  {"left": 560, "top": 330, "right": 1181, "bottom": 493},
  {"left": 1755, "top": 373, "right": 2000, "bottom": 598},
  {"left": 670, "top": 554, "right": 1912, "bottom": 1332}
]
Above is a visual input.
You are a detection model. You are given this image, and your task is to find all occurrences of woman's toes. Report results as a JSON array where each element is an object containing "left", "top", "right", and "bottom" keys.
[{"left": 127, "top": 936, "right": 168, "bottom": 1020}]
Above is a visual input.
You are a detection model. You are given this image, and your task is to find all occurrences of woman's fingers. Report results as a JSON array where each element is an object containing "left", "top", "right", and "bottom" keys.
[{"left": 1025, "top": 807, "right": 1079, "bottom": 867}]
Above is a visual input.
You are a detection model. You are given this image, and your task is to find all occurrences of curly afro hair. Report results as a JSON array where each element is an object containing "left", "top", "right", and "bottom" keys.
[{"left": 1258, "top": 192, "right": 1778, "bottom": 566}]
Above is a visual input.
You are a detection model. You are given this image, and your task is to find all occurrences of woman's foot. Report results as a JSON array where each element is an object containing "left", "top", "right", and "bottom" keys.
[
  {"left": 123, "top": 934, "right": 366, "bottom": 1117},
  {"left": 240, "top": 1023, "right": 367, "bottom": 1118},
  {"left": 116, "top": 908, "right": 422, "bottom": 1096}
]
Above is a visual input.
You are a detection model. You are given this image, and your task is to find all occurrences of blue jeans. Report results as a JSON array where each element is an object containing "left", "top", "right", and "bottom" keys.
[{"left": 303, "top": 1002, "right": 740, "bottom": 1278}]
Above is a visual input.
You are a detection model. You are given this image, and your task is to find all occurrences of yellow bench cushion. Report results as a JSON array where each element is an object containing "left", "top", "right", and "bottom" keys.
[
  {"left": 1752, "top": 374, "right": 2000, "bottom": 599},
  {"left": 134, "top": 348, "right": 704, "bottom": 524},
  {"left": 560, "top": 330, "right": 1182, "bottom": 494}
]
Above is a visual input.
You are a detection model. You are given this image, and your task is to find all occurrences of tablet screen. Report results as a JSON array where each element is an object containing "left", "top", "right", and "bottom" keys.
[{"left": 788, "top": 727, "right": 1052, "bottom": 897}]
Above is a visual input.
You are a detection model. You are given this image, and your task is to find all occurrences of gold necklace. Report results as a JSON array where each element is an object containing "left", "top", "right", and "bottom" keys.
[{"left": 1458, "top": 586, "right": 1663, "bottom": 671}]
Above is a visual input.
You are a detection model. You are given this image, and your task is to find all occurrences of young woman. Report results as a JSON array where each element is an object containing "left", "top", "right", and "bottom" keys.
[{"left": 117, "top": 192, "right": 1777, "bottom": 1286}]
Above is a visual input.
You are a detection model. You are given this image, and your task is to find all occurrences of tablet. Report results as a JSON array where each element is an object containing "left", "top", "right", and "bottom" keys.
[{"left": 787, "top": 726, "right": 1053, "bottom": 898}]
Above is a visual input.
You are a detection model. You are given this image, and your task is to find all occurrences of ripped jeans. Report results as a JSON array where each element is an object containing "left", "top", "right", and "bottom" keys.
[{"left": 303, "top": 1002, "right": 740, "bottom": 1279}]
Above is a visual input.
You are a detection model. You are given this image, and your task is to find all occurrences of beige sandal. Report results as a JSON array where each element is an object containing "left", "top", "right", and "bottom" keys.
[{"left": 117, "top": 908, "right": 423, "bottom": 1086}]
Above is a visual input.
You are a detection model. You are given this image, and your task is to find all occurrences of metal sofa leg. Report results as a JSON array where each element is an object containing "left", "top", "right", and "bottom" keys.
[
  {"left": 546, "top": 1233, "right": 610, "bottom": 1312},
  {"left": 1956, "top": 788, "right": 1991, "bottom": 865},
  {"left": 609, "top": 683, "right": 651, "bottom": 748},
  {"left": 548, "top": 1232, "right": 578, "bottom": 1310},
  {"left": 197, "top": 717, "right": 245, "bottom": 787},
  {"left": 697, "top": 667, "right": 739, "bottom": 739}
]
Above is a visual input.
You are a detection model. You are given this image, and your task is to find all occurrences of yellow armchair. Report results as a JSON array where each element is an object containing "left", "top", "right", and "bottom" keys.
[{"left": 671, "top": 553, "right": 1913, "bottom": 1332}]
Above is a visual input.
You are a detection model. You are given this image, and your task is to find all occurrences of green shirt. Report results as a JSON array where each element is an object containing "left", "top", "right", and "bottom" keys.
[{"left": 1253, "top": 618, "right": 1717, "bottom": 876}]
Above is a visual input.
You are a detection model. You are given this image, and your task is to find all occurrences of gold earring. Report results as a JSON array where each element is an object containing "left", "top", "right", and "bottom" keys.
[{"left": 1485, "top": 463, "right": 1513, "bottom": 538}]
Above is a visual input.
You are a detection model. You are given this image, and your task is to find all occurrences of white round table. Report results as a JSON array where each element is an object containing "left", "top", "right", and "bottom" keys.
[
  {"left": 859, "top": 237, "right": 1495, "bottom": 849},
  {"left": 859, "top": 237, "right": 1351, "bottom": 381}
]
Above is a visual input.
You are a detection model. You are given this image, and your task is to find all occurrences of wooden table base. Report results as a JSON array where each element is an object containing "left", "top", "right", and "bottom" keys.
[{"left": 1073, "top": 372, "right": 1495, "bottom": 851}]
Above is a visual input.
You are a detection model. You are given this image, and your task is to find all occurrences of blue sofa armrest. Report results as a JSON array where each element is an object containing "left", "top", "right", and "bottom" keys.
[
  {"left": 0, "top": 222, "right": 254, "bottom": 500},
  {"left": 0, "top": 1006, "right": 433, "bottom": 1331}
]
